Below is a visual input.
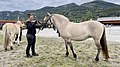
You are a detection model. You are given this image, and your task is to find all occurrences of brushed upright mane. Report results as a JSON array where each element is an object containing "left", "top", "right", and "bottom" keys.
[{"left": 52, "top": 14, "right": 70, "bottom": 22}]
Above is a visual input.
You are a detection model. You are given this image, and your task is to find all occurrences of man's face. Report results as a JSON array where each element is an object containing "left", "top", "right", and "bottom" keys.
[{"left": 29, "top": 16, "right": 33, "bottom": 21}]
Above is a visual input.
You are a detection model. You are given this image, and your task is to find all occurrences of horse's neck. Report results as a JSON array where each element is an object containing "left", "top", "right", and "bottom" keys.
[
  {"left": 15, "top": 23, "right": 21, "bottom": 28},
  {"left": 53, "top": 18, "right": 68, "bottom": 32}
]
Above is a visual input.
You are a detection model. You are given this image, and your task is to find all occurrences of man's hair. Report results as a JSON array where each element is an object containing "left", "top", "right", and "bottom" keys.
[{"left": 27, "top": 13, "right": 32, "bottom": 18}]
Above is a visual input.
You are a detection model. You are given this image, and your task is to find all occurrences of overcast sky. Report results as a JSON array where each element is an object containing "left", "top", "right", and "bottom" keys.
[{"left": 0, "top": 0, "right": 119, "bottom": 11}]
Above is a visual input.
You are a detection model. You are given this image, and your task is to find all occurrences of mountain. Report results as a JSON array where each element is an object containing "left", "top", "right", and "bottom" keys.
[
  {"left": 0, "top": 3, "right": 80, "bottom": 21},
  {"left": 0, "top": 0, "right": 120, "bottom": 22},
  {"left": 80, "top": 0, "right": 120, "bottom": 8}
]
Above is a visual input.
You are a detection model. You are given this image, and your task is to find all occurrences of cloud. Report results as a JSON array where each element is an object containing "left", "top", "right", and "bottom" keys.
[
  {"left": 0, "top": 0, "right": 13, "bottom": 2},
  {"left": 0, "top": 0, "right": 119, "bottom": 11}
]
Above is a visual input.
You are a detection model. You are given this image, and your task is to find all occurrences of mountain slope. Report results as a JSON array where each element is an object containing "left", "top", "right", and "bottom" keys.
[
  {"left": 0, "top": 0, "right": 120, "bottom": 22},
  {"left": 80, "top": 0, "right": 120, "bottom": 8}
]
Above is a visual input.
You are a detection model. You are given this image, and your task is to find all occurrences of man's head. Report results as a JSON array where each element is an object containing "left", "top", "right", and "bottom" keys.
[{"left": 27, "top": 13, "right": 33, "bottom": 21}]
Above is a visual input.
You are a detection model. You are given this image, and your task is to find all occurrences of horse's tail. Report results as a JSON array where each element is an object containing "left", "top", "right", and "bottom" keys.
[
  {"left": 3, "top": 25, "right": 9, "bottom": 50},
  {"left": 100, "top": 26, "right": 109, "bottom": 59}
]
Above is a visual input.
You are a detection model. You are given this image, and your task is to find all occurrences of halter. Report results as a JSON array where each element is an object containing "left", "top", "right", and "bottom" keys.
[
  {"left": 46, "top": 16, "right": 56, "bottom": 30},
  {"left": 40, "top": 15, "right": 52, "bottom": 30},
  {"left": 45, "top": 15, "right": 52, "bottom": 24},
  {"left": 44, "top": 15, "right": 60, "bottom": 37}
]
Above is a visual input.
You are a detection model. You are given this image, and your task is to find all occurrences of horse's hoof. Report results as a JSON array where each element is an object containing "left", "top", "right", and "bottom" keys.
[
  {"left": 95, "top": 58, "right": 99, "bottom": 61},
  {"left": 104, "top": 59, "right": 109, "bottom": 62},
  {"left": 13, "top": 42, "right": 16, "bottom": 44},
  {"left": 74, "top": 54, "right": 77, "bottom": 58},
  {"left": 5, "top": 48, "right": 7, "bottom": 51},
  {"left": 66, "top": 52, "right": 69, "bottom": 57},
  {"left": 92, "top": 60, "right": 98, "bottom": 63},
  {"left": 10, "top": 46, "right": 13, "bottom": 50},
  {"left": 13, "top": 41, "right": 17, "bottom": 44}
]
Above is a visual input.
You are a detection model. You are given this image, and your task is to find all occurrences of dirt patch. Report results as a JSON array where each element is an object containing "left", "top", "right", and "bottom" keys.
[{"left": 0, "top": 36, "right": 120, "bottom": 67}]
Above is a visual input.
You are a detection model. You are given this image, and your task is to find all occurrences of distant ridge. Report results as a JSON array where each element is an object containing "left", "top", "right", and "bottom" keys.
[
  {"left": 80, "top": 0, "right": 120, "bottom": 8},
  {"left": 0, "top": 0, "right": 120, "bottom": 22}
]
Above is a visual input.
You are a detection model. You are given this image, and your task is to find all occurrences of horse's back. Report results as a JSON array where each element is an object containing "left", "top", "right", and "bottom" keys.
[
  {"left": 65, "top": 20, "right": 104, "bottom": 40},
  {"left": 2, "top": 23, "right": 20, "bottom": 34},
  {"left": 4, "top": 23, "right": 15, "bottom": 28},
  {"left": 85, "top": 20, "right": 104, "bottom": 40}
]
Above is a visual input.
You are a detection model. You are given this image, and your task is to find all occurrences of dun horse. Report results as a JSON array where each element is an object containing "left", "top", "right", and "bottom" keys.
[
  {"left": 2, "top": 21, "right": 24, "bottom": 50},
  {"left": 43, "top": 12, "right": 109, "bottom": 61}
]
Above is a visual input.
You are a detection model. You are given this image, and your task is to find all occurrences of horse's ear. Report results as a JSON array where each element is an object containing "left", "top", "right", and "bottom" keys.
[{"left": 47, "top": 12, "right": 52, "bottom": 16}]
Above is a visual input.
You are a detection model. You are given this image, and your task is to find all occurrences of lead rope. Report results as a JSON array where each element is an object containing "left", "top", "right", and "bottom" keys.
[{"left": 37, "top": 21, "right": 42, "bottom": 33}]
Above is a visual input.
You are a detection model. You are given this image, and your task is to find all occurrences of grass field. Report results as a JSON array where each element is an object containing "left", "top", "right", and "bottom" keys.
[{"left": 0, "top": 35, "right": 120, "bottom": 67}]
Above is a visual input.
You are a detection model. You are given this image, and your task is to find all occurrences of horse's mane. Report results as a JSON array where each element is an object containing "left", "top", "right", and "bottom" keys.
[
  {"left": 52, "top": 14, "right": 70, "bottom": 22},
  {"left": 16, "top": 21, "right": 21, "bottom": 24},
  {"left": 16, "top": 21, "right": 21, "bottom": 23}
]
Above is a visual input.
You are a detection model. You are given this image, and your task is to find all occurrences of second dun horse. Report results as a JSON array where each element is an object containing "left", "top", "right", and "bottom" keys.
[
  {"left": 43, "top": 12, "right": 109, "bottom": 61},
  {"left": 2, "top": 21, "right": 24, "bottom": 50}
]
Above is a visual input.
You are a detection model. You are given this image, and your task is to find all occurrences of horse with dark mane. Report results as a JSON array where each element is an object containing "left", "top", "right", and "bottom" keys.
[{"left": 42, "top": 12, "right": 109, "bottom": 61}]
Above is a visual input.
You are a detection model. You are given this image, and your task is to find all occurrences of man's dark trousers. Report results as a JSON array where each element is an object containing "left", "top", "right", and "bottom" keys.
[{"left": 26, "top": 34, "right": 36, "bottom": 55}]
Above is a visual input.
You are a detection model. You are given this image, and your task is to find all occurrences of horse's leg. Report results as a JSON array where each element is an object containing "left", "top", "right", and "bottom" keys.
[
  {"left": 13, "top": 34, "right": 17, "bottom": 44},
  {"left": 17, "top": 28, "right": 22, "bottom": 46},
  {"left": 67, "top": 41, "right": 77, "bottom": 58},
  {"left": 10, "top": 35, "right": 14, "bottom": 50},
  {"left": 19, "top": 28, "right": 22, "bottom": 42},
  {"left": 94, "top": 39, "right": 102, "bottom": 61},
  {"left": 4, "top": 41, "right": 8, "bottom": 50},
  {"left": 17, "top": 33, "right": 20, "bottom": 46},
  {"left": 4, "top": 43, "right": 8, "bottom": 51},
  {"left": 3, "top": 35, "right": 8, "bottom": 51},
  {"left": 13, "top": 34, "right": 18, "bottom": 44},
  {"left": 64, "top": 40, "right": 69, "bottom": 57}
]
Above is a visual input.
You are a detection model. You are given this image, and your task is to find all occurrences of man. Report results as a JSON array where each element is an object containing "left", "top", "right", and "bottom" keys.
[{"left": 25, "top": 14, "right": 39, "bottom": 57}]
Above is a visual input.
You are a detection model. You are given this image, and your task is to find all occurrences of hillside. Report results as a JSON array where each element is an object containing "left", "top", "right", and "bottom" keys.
[
  {"left": 80, "top": 0, "right": 120, "bottom": 8},
  {"left": 0, "top": 0, "right": 120, "bottom": 22}
]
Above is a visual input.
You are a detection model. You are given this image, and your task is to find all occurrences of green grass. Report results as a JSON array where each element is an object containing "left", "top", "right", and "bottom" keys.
[{"left": 0, "top": 35, "right": 120, "bottom": 67}]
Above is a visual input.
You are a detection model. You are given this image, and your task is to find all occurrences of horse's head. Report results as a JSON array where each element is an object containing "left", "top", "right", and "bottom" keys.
[
  {"left": 41, "top": 12, "right": 56, "bottom": 30},
  {"left": 16, "top": 21, "right": 26, "bottom": 28}
]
